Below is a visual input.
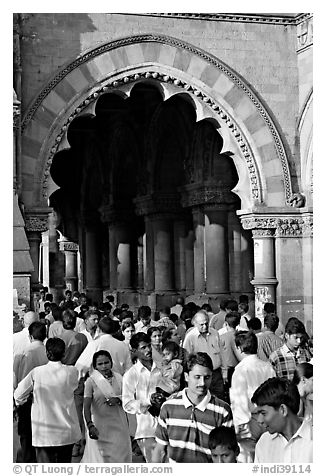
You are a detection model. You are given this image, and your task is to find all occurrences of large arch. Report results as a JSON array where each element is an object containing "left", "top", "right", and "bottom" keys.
[{"left": 20, "top": 34, "right": 293, "bottom": 211}]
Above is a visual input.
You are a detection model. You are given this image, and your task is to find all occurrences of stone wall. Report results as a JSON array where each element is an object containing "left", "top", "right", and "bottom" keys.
[{"left": 20, "top": 13, "right": 301, "bottom": 176}]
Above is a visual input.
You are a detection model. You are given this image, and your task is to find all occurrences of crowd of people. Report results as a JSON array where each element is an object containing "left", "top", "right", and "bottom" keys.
[{"left": 13, "top": 289, "right": 313, "bottom": 464}]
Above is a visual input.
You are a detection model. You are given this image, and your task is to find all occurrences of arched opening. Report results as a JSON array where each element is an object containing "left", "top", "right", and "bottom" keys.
[{"left": 48, "top": 82, "right": 254, "bottom": 307}]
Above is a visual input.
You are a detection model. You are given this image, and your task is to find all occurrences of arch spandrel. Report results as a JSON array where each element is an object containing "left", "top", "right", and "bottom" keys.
[{"left": 20, "top": 34, "right": 293, "bottom": 210}]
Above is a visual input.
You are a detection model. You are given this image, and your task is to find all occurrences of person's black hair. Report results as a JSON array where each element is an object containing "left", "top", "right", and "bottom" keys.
[
  {"left": 251, "top": 377, "right": 300, "bottom": 415},
  {"left": 162, "top": 340, "right": 179, "bottom": 356},
  {"left": 239, "top": 294, "right": 249, "bottom": 304},
  {"left": 201, "top": 303, "right": 212, "bottom": 313},
  {"left": 147, "top": 326, "right": 162, "bottom": 338},
  {"left": 119, "top": 310, "right": 131, "bottom": 321},
  {"left": 52, "top": 306, "right": 62, "bottom": 321},
  {"left": 238, "top": 302, "right": 249, "bottom": 313},
  {"left": 248, "top": 317, "right": 262, "bottom": 332},
  {"left": 138, "top": 305, "right": 151, "bottom": 320},
  {"left": 234, "top": 330, "right": 258, "bottom": 354},
  {"left": 113, "top": 308, "right": 122, "bottom": 316},
  {"left": 62, "top": 309, "right": 77, "bottom": 330},
  {"left": 45, "top": 293, "right": 53, "bottom": 302},
  {"left": 160, "top": 306, "right": 171, "bottom": 316},
  {"left": 292, "top": 363, "right": 313, "bottom": 385},
  {"left": 186, "top": 352, "right": 213, "bottom": 373},
  {"left": 61, "top": 300, "right": 74, "bottom": 311},
  {"left": 46, "top": 337, "right": 65, "bottom": 361},
  {"left": 28, "top": 321, "right": 47, "bottom": 341},
  {"left": 285, "top": 317, "right": 306, "bottom": 335},
  {"left": 225, "top": 300, "right": 238, "bottom": 312},
  {"left": 98, "top": 316, "right": 120, "bottom": 335},
  {"left": 225, "top": 311, "right": 241, "bottom": 329},
  {"left": 106, "top": 295, "right": 115, "bottom": 303},
  {"left": 264, "top": 302, "right": 275, "bottom": 314},
  {"left": 84, "top": 309, "right": 100, "bottom": 320},
  {"left": 219, "top": 298, "right": 229, "bottom": 311},
  {"left": 169, "top": 313, "right": 178, "bottom": 324},
  {"left": 65, "top": 289, "right": 72, "bottom": 296},
  {"left": 39, "top": 311, "right": 46, "bottom": 320},
  {"left": 121, "top": 319, "right": 135, "bottom": 332},
  {"left": 208, "top": 426, "right": 239, "bottom": 453},
  {"left": 264, "top": 313, "right": 279, "bottom": 332},
  {"left": 130, "top": 332, "right": 150, "bottom": 350},
  {"left": 162, "top": 328, "right": 177, "bottom": 344},
  {"left": 92, "top": 350, "right": 112, "bottom": 369},
  {"left": 121, "top": 303, "right": 129, "bottom": 310}
]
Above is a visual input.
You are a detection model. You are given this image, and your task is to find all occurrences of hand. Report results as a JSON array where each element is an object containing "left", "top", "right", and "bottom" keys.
[
  {"left": 88, "top": 424, "right": 99, "bottom": 440},
  {"left": 106, "top": 397, "right": 121, "bottom": 406}
]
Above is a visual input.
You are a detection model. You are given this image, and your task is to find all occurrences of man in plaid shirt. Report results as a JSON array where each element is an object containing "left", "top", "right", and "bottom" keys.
[{"left": 269, "top": 318, "right": 310, "bottom": 380}]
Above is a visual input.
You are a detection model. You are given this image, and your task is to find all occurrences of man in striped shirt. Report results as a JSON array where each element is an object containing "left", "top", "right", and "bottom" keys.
[{"left": 152, "top": 352, "right": 233, "bottom": 463}]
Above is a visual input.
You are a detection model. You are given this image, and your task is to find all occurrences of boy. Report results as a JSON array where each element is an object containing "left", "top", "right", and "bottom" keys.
[
  {"left": 208, "top": 426, "right": 240, "bottom": 463},
  {"left": 251, "top": 377, "right": 313, "bottom": 463}
]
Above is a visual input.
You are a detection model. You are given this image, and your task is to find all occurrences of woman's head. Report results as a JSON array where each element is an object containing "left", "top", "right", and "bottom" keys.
[
  {"left": 293, "top": 363, "right": 313, "bottom": 398},
  {"left": 162, "top": 327, "right": 180, "bottom": 345},
  {"left": 121, "top": 319, "right": 135, "bottom": 341},
  {"left": 92, "top": 350, "right": 113, "bottom": 377},
  {"left": 147, "top": 326, "right": 162, "bottom": 347}
]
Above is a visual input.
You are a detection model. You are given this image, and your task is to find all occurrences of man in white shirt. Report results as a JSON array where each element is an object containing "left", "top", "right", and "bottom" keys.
[
  {"left": 122, "top": 332, "right": 161, "bottom": 462},
  {"left": 252, "top": 377, "right": 313, "bottom": 463},
  {"left": 14, "top": 321, "right": 48, "bottom": 463},
  {"left": 170, "top": 296, "right": 184, "bottom": 317},
  {"left": 80, "top": 309, "right": 99, "bottom": 342},
  {"left": 135, "top": 305, "right": 157, "bottom": 333},
  {"left": 13, "top": 311, "right": 38, "bottom": 358},
  {"left": 75, "top": 316, "right": 132, "bottom": 378},
  {"left": 183, "top": 310, "right": 224, "bottom": 399},
  {"left": 14, "top": 337, "right": 81, "bottom": 463},
  {"left": 229, "top": 330, "right": 275, "bottom": 462}
]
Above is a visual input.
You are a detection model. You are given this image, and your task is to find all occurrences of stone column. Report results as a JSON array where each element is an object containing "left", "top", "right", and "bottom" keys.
[
  {"left": 152, "top": 214, "right": 174, "bottom": 292},
  {"left": 204, "top": 207, "right": 229, "bottom": 294},
  {"left": 143, "top": 216, "right": 155, "bottom": 292},
  {"left": 25, "top": 213, "right": 49, "bottom": 290},
  {"left": 108, "top": 223, "right": 118, "bottom": 291},
  {"left": 184, "top": 226, "right": 194, "bottom": 294},
  {"left": 192, "top": 208, "right": 205, "bottom": 294},
  {"left": 173, "top": 218, "right": 187, "bottom": 292},
  {"left": 251, "top": 229, "right": 278, "bottom": 322},
  {"left": 228, "top": 210, "right": 242, "bottom": 294},
  {"left": 114, "top": 222, "right": 133, "bottom": 290},
  {"left": 58, "top": 238, "right": 78, "bottom": 292},
  {"left": 84, "top": 220, "right": 102, "bottom": 304}
]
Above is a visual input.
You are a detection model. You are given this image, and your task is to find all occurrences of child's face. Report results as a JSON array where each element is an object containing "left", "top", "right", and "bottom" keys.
[
  {"left": 211, "top": 445, "right": 238, "bottom": 463},
  {"left": 162, "top": 349, "right": 174, "bottom": 364}
]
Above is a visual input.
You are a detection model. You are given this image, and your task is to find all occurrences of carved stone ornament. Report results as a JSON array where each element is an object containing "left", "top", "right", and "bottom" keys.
[
  {"left": 59, "top": 241, "right": 79, "bottom": 252},
  {"left": 252, "top": 229, "right": 274, "bottom": 238},
  {"left": 287, "top": 192, "right": 306, "bottom": 208},
  {"left": 25, "top": 216, "right": 49, "bottom": 232},
  {"left": 241, "top": 216, "right": 278, "bottom": 230},
  {"left": 22, "top": 33, "right": 291, "bottom": 204},
  {"left": 180, "top": 185, "right": 237, "bottom": 208},
  {"left": 100, "top": 205, "right": 136, "bottom": 225},
  {"left": 134, "top": 193, "right": 181, "bottom": 217},
  {"left": 275, "top": 216, "right": 313, "bottom": 238}
]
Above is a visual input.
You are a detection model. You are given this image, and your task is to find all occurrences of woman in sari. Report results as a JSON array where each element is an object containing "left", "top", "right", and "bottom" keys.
[{"left": 82, "top": 350, "right": 132, "bottom": 463}]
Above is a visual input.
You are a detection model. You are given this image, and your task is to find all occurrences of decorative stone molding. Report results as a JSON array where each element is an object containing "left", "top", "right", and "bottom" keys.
[
  {"left": 59, "top": 241, "right": 79, "bottom": 252},
  {"left": 21, "top": 34, "right": 292, "bottom": 204},
  {"left": 241, "top": 216, "right": 278, "bottom": 230},
  {"left": 100, "top": 205, "right": 136, "bottom": 225},
  {"left": 180, "top": 184, "right": 237, "bottom": 208},
  {"left": 134, "top": 193, "right": 181, "bottom": 217},
  {"left": 252, "top": 229, "right": 274, "bottom": 238},
  {"left": 241, "top": 214, "right": 313, "bottom": 238},
  {"left": 40, "top": 69, "right": 264, "bottom": 204},
  {"left": 297, "top": 15, "right": 313, "bottom": 52},
  {"left": 25, "top": 216, "right": 49, "bottom": 232},
  {"left": 142, "top": 13, "right": 309, "bottom": 25}
]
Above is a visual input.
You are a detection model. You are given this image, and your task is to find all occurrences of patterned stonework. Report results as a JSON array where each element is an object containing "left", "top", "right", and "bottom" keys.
[
  {"left": 144, "top": 13, "right": 309, "bottom": 25},
  {"left": 25, "top": 216, "right": 49, "bottom": 232},
  {"left": 134, "top": 193, "right": 181, "bottom": 217},
  {"left": 180, "top": 185, "right": 236, "bottom": 208},
  {"left": 297, "top": 15, "right": 313, "bottom": 52},
  {"left": 241, "top": 214, "right": 313, "bottom": 238},
  {"left": 20, "top": 34, "right": 292, "bottom": 204},
  {"left": 59, "top": 241, "right": 79, "bottom": 252}
]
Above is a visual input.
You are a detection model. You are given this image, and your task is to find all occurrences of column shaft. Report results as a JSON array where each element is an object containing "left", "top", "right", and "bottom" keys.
[
  {"left": 205, "top": 209, "right": 229, "bottom": 294},
  {"left": 173, "top": 219, "right": 187, "bottom": 291},
  {"left": 152, "top": 216, "right": 174, "bottom": 292},
  {"left": 192, "top": 209, "right": 205, "bottom": 293},
  {"left": 144, "top": 217, "right": 154, "bottom": 291}
]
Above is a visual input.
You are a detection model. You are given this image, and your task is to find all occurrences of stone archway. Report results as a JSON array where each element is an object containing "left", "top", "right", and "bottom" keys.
[
  {"left": 21, "top": 34, "right": 293, "bottom": 211},
  {"left": 21, "top": 34, "right": 306, "bottom": 316}
]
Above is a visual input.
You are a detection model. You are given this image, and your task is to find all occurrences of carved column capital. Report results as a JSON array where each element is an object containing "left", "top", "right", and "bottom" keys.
[
  {"left": 252, "top": 229, "right": 275, "bottom": 238},
  {"left": 134, "top": 193, "right": 181, "bottom": 217},
  {"left": 240, "top": 215, "right": 277, "bottom": 230},
  {"left": 25, "top": 215, "right": 49, "bottom": 233},
  {"left": 180, "top": 183, "right": 236, "bottom": 208},
  {"left": 100, "top": 205, "right": 136, "bottom": 225},
  {"left": 58, "top": 240, "right": 79, "bottom": 252}
]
